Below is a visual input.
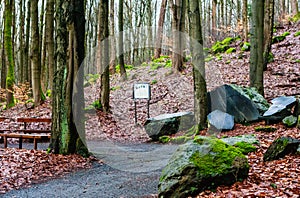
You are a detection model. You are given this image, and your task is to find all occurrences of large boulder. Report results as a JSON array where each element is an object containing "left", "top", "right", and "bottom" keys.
[
  {"left": 263, "top": 137, "right": 300, "bottom": 161},
  {"left": 230, "top": 84, "right": 270, "bottom": 114},
  {"left": 208, "top": 84, "right": 260, "bottom": 123},
  {"left": 263, "top": 96, "right": 297, "bottom": 124},
  {"left": 207, "top": 110, "right": 235, "bottom": 131},
  {"left": 158, "top": 136, "right": 249, "bottom": 197},
  {"left": 144, "top": 112, "right": 194, "bottom": 140}
]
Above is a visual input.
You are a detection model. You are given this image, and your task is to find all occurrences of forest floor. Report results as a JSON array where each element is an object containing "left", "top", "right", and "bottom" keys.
[{"left": 0, "top": 21, "right": 300, "bottom": 197}]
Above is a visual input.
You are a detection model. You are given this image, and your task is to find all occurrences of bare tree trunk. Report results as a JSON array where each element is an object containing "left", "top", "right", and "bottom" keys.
[
  {"left": 189, "top": 0, "right": 207, "bottom": 130},
  {"left": 99, "top": 0, "right": 110, "bottom": 113},
  {"left": 4, "top": 0, "right": 15, "bottom": 108},
  {"left": 24, "top": 0, "right": 31, "bottom": 84},
  {"left": 242, "top": 0, "right": 248, "bottom": 41},
  {"left": 250, "top": 0, "right": 265, "bottom": 96},
  {"left": 212, "top": 0, "right": 217, "bottom": 39},
  {"left": 1, "top": 13, "right": 7, "bottom": 90},
  {"left": 118, "top": 0, "right": 127, "bottom": 80},
  {"left": 45, "top": 0, "right": 55, "bottom": 90},
  {"left": 31, "top": 0, "right": 43, "bottom": 106},
  {"left": 291, "top": 0, "right": 299, "bottom": 15},
  {"left": 263, "top": 0, "right": 274, "bottom": 71},
  {"left": 154, "top": 0, "right": 167, "bottom": 59},
  {"left": 109, "top": 0, "right": 116, "bottom": 74}
]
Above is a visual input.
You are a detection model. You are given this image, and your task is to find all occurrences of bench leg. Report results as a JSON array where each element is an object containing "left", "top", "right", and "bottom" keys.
[
  {"left": 19, "top": 137, "right": 23, "bottom": 149},
  {"left": 4, "top": 136, "right": 7, "bottom": 148},
  {"left": 34, "top": 139, "right": 37, "bottom": 150}
]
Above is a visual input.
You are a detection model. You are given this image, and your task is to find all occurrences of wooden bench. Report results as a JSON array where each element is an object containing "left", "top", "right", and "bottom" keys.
[
  {"left": 0, "top": 117, "right": 51, "bottom": 150},
  {"left": 0, "top": 133, "right": 50, "bottom": 150}
]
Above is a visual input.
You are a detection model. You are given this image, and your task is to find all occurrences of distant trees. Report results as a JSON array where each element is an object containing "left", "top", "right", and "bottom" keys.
[{"left": 154, "top": 0, "right": 167, "bottom": 59}]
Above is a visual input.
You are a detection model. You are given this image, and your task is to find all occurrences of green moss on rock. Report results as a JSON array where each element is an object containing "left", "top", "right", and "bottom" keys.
[
  {"left": 159, "top": 136, "right": 170, "bottom": 143},
  {"left": 255, "top": 125, "right": 277, "bottom": 132},
  {"left": 233, "top": 142, "right": 257, "bottom": 154},
  {"left": 226, "top": 48, "right": 236, "bottom": 54},
  {"left": 272, "top": 32, "right": 290, "bottom": 44},
  {"left": 241, "top": 42, "right": 251, "bottom": 51},
  {"left": 294, "top": 31, "right": 300, "bottom": 37}
]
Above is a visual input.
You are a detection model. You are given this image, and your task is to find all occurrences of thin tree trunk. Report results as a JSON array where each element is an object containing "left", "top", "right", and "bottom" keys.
[
  {"left": 1, "top": 13, "right": 7, "bottom": 90},
  {"left": 4, "top": 0, "right": 15, "bottom": 108},
  {"left": 118, "top": 0, "right": 127, "bottom": 80},
  {"left": 250, "top": 0, "right": 265, "bottom": 96},
  {"left": 263, "top": 0, "right": 274, "bottom": 71},
  {"left": 24, "top": 0, "right": 31, "bottom": 84},
  {"left": 212, "top": 0, "right": 217, "bottom": 39},
  {"left": 99, "top": 0, "right": 110, "bottom": 113},
  {"left": 188, "top": 0, "right": 207, "bottom": 130},
  {"left": 242, "top": 0, "right": 248, "bottom": 41},
  {"left": 109, "top": 0, "right": 116, "bottom": 74},
  {"left": 45, "top": 0, "right": 55, "bottom": 90},
  {"left": 291, "top": 0, "right": 299, "bottom": 15},
  {"left": 31, "top": 0, "right": 42, "bottom": 106}
]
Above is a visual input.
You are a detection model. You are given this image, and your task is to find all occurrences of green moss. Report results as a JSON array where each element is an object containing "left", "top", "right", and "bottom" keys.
[
  {"left": 151, "top": 79, "right": 158, "bottom": 85},
  {"left": 266, "top": 52, "right": 274, "bottom": 63},
  {"left": 294, "top": 31, "right": 300, "bottom": 37},
  {"left": 46, "top": 90, "right": 51, "bottom": 97},
  {"left": 165, "top": 59, "right": 172, "bottom": 68},
  {"left": 205, "top": 55, "right": 213, "bottom": 62},
  {"left": 225, "top": 60, "right": 231, "bottom": 64},
  {"left": 116, "top": 64, "right": 134, "bottom": 73},
  {"left": 110, "top": 86, "right": 121, "bottom": 91},
  {"left": 221, "top": 37, "right": 235, "bottom": 45},
  {"left": 241, "top": 42, "right": 251, "bottom": 51},
  {"left": 225, "top": 48, "right": 236, "bottom": 54},
  {"left": 254, "top": 126, "right": 277, "bottom": 132},
  {"left": 233, "top": 142, "right": 257, "bottom": 154},
  {"left": 282, "top": 115, "right": 297, "bottom": 127},
  {"left": 211, "top": 41, "right": 230, "bottom": 54},
  {"left": 191, "top": 137, "right": 248, "bottom": 176},
  {"left": 159, "top": 136, "right": 170, "bottom": 143},
  {"left": 216, "top": 55, "right": 222, "bottom": 61},
  {"left": 170, "top": 136, "right": 192, "bottom": 144},
  {"left": 290, "top": 12, "right": 300, "bottom": 22},
  {"left": 272, "top": 32, "right": 290, "bottom": 44},
  {"left": 150, "top": 62, "right": 164, "bottom": 70}
]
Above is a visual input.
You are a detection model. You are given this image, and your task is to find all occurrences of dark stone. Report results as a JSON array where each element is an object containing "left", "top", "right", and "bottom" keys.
[
  {"left": 263, "top": 137, "right": 300, "bottom": 162},
  {"left": 158, "top": 136, "right": 249, "bottom": 197},
  {"left": 207, "top": 110, "right": 234, "bottom": 131},
  {"left": 263, "top": 96, "right": 296, "bottom": 117},
  {"left": 208, "top": 84, "right": 260, "bottom": 123},
  {"left": 144, "top": 112, "right": 194, "bottom": 140}
]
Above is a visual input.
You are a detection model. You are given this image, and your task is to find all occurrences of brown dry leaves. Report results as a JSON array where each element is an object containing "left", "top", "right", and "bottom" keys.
[{"left": 0, "top": 148, "right": 94, "bottom": 194}]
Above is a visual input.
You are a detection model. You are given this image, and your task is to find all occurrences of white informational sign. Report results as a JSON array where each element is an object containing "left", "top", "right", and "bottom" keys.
[{"left": 133, "top": 83, "right": 151, "bottom": 99}]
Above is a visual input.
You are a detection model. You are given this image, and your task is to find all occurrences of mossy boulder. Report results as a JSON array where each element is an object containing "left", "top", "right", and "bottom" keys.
[
  {"left": 294, "top": 31, "right": 300, "bottom": 37},
  {"left": 254, "top": 126, "right": 277, "bottom": 132},
  {"left": 282, "top": 115, "right": 297, "bottom": 127},
  {"left": 144, "top": 112, "right": 194, "bottom": 141},
  {"left": 158, "top": 136, "right": 249, "bottom": 197},
  {"left": 225, "top": 47, "right": 236, "bottom": 54},
  {"left": 263, "top": 137, "right": 300, "bottom": 161},
  {"left": 211, "top": 37, "right": 235, "bottom": 54}
]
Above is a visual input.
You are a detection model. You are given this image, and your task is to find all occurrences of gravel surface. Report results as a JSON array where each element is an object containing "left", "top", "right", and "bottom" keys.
[{"left": 2, "top": 142, "right": 178, "bottom": 198}]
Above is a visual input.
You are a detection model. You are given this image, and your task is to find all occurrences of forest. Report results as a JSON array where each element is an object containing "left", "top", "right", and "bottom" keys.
[{"left": 0, "top": 0, "right": 300, "bottom": 197}]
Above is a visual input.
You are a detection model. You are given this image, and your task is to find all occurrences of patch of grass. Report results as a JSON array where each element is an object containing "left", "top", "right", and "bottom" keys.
[
  {"left": 225, "top": 47, "right": 236, "bottom": 54},
  {"left": 272, "top": 32, "right": 290, "bottom": 44},
  {"left": 254, "top": 126, "right": 277, "bottom": 132},
  {"left": 294, "top": 31, "right": 300, "bottom": 37}
]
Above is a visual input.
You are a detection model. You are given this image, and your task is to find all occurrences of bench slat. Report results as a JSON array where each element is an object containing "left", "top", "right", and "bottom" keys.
[
  {"left": 17, "top": 118, "right": 52, "bottom": 123},
  {"left": 14, "top": 129, "right": 51, "bottom": 134}
]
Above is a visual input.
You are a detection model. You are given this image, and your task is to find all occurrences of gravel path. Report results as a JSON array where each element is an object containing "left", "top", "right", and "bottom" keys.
[{"left": 3, "top": 142, "right": 178, "bottom": 198}]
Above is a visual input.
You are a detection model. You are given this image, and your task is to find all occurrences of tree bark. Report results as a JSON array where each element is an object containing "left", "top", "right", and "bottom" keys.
[
  {"left": 188, "top": 0, "right": 207, "bottom": 130},
  {"left": 45, "top": 0, "right": 55, "bottom": 90},
  {"left": 109, "top": 0, "right": 116, "bottom": 74},
  {"left": 263, "top": 0, "right": 274, "bottom": 71},
  {"left": 250, "top": 0, "right": 265, "bottom": 96},
  {"left": 154, "top": 0, "right": 167, "bottom": 59},
  {"left": 242, "top": 0, "right": 248, "bottom": 41},
  {"left": 118, "top": 0, "right": 127, "bottom": 80},
  {"left": 4, "top": 0, "right": 15, "bottom": 108},
  {"left": 99, "top": 0, "right": 110, "bottom": 113},
  {"left": 212, "top": 0, "right": 217, "bottom": 39},
  {"left": 30, "top": 0, "right": 43, "bottom": 106},
  {"left": 291, "top": 0, "right": 299, "bottom": 15},
  {"left": 24, "top": 0, "right": 31, "bottom": 84}
]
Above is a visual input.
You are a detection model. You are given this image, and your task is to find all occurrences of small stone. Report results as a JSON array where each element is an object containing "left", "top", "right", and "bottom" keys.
[{"left": 282, "top": 115, "right": 297, "bottom": 127}]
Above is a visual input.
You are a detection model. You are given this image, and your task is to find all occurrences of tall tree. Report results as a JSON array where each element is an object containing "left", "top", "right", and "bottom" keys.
[
  {"left": 109, "top": 0, "right": 116, "bottom": 74},
  {"left": 99, "top": 0, "right": 110, "bottom": 113},
  {"left": 51, "top": 0, "right": 88, "bottom": 156},
  {"left": 188, "top": 0, "right": 207, "bottom": 130},
  {"left": 263, "top": 0, "right": 274, "bottom": 71},
  {"left": 168, "top": 0, "right": 184, "bottom": 72},
  {"left": 250, "top": 0, "right": 265, "bottom": 96},
  {"left": 242, "top": 0, "right": 248, "bottom": 41},
  {"left": 4, "top": 0, "right": 15, "bottom": 108},
  {"left": 291, "top": 0, "right": 299, "bottom": 15},
  {"left": 31, "top": 0, "right": 43, "bottom": 106},
  {"left": 45, "top": 0, "right": 55, "bottom": 90},
  {"left": 118, "top": 0, "right": 127, "bottom": 80},
  {"left": 154, "top": 0, "right": 167, "bottom": 59}
]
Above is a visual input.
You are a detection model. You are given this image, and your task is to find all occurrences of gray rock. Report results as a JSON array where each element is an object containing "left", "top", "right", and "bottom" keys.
[
  {"left": 230, "top": 84, "right": 270, "bottom": 114},
  {"left": 158, "top": 136, "right": 249, "bottom": 197},
  {"left": 208, "top": 84, "right": 260, "bottom": 123},
  {"left": 263, "top": 96, "right": 296, "bottom": 117},
  {"left": 207, "top": 110, "right": 234, "bottom": 130},
  {"left": 282, "top": 115, "right": 297, "bottom": 127},
  {"left": 144, "top": 112, "right": 194, "bottom": 140},
  {"left": 222, "top": 134, "right": 259, "bottom": 146},
  {"left": 263, "top": 137, "right": 300, "bottom": 162}
]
